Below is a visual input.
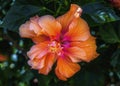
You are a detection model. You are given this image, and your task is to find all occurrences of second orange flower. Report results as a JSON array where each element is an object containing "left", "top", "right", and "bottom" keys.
[{"left": 19, "top": 4, "right": 98, "bottom": 81}]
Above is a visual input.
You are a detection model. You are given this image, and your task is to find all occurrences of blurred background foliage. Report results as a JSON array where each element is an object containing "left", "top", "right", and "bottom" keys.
[{"left": 0, "top": 0, "right": 120, "bottom": 86}]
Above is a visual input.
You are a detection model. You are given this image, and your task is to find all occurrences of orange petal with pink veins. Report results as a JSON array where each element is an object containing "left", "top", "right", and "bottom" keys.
[
  {"left": 64, "top": 17, "right": 90, "bottom": 41},
  {"left": 28, "top": 56, "right": 46, "bottom": 70},
  {"left": 55, "top": 57, "right": 80, "bottom": 81},
  {"left": 65, "top": 47, "right": 86, "bottom": 62},
  {"left": 19, "top": 16, "right": 45, "bottom": 38},
  {"left": 39, "top": 53, "right": 56, "bottom": 75},
  {"left": 56, "top": 4, "right": 82, "bottom": 33},
  {"left": 38, "top": 15, "right": 62, "bottom": 37},
  {"left": 70, "top": 36, "right": 99, "bottom": 62},
  {"left": 19, "top": 21, "right": 35, "bottom": 38},
  {"left": 29, "top": 15, "right": 43, "bottom": 36},
  {"left": 27, "top": 41, "right": 49, "bottom": 60}
]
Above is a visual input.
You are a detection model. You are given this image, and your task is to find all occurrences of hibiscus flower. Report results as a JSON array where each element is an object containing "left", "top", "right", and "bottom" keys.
[{"left": 19, "top": 4, "right": 98, "bottom": 81}]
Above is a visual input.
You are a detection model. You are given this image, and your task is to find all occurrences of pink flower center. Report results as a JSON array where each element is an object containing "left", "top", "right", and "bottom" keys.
[{"left": 48, "top": 41, "right": 63, "bottom": 56}]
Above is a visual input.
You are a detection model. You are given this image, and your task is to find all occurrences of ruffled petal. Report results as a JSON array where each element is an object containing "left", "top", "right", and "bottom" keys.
[
  {"left": 27, "top": 41, "right": 49, "bottom": 60},
  {"left": 28, "top": 56, "right": 46, "bottom": 69},
  {"left": 64, "top": 47, "right": 86, "bottom": 62},
  {"left": 56, "top": 4, "right": 82, "bottom": 33},
  {"left": 70, "top": 36, "right": 99, "bottom": 62},
  {"left": 39, "top": 53, "right": 56, "bottom": 75},
  {"left": 28, "top": 53, "right": 56, "bottom": 75},
  {"left": 19, "top": 21, "right": 36, "bottom": 38},
  {"left": 29, "top": 15, "right": 43, "bottom": 36},
  {"left": 19, "top": 16, "right": 43, "bottom": 38},
  {"left": 64, "top": 17, "right": 90, "bottom": 41},
  {"left": 19, "top": 21, "right": 49, "bottom": 43},
  {"left": 38, "top": 15, "right": 62, "bottom": 38},
  {"left": 55, "top": 57, "right": 80, "bottom": 81}
]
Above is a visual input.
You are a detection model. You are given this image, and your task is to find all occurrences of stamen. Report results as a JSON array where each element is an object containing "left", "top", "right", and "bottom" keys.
[{"left": 48, "top": 41, "right": 63, "bottom": 55}]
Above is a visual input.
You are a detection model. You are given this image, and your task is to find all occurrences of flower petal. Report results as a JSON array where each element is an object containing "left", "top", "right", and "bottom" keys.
[
  {"left": 27, "top": 41, "right": 49, "bottom": 60},
  {"left": 55, "top": 57, "right": 80, "bottom": 81},
  {"left": 64, "top": 47, "right": 86, "bottom": 62},
  {"left": 64, "top": 17, "right": 90, "bottom": 41},
  {"left": 28, "top": 56, "right": 46, "bottom": 69},
  {"left": 39, "top": 53, "right": 56, "bottom": 75},
  {"left": 56, "top": 4, "right": 82, "bottom": 33},
  {"left": 70, "top": 36, "right": 99, "bottom": 62},
  {"left": 32, "top": 35, "right": 50, "bottom": 44},
  {"left": 38, "top": 15, "right": 62, "bottom": 37},
  {"left": 29, "top": 15, "right": 43, "bottom": 36},
  {"left": 55, "top": 67, "right": 67, "bottom": 81},
  {"left": 19, "top": 21, "right": 35, "bottom": 38},
  {"left": 28, "top": 53, "right": 56, "bottom": 75},
  {"left": 19, "top": 21, "right": 49, "bottom": 43},
  {"left": 19, "top": 16, "right": 43, "bottom": 38}
]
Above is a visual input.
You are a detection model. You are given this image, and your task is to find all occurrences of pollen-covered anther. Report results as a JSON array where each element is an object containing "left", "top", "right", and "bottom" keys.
[
  {"left": 48, "top": 41, "right": 62, "bottom": 55},
  {"left": 74, "top": 7, "right": 82, "bottom": 18}
]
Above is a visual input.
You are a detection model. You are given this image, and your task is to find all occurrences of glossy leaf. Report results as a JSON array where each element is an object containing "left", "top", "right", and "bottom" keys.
[
  {"left": 99, "top": 23, "right": 120, "bottom": 43},
  {"left": 111, "top": 49, "right": 120, "bottom": 68},
  {"left": 2, "top": 1, "right": 43, "bottom": 32},
  {"left": 82, "top": 2, "right": 120, "bottom": 27}
]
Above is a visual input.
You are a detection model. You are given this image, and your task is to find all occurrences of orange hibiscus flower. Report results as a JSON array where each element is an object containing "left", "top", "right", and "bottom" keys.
[{"left": 19, "top": 4, "right": 98, "bottom": 81}]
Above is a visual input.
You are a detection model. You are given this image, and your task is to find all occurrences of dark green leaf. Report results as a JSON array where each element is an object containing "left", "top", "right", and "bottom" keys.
[
  {"left": 70, "top": 70, "right": 105, "bottom": 86},
  {"left": 110, "top": 48, "right": 120, "bottom": 79},
  {"left": 82, "top": 2, "right": 120, "bottom": 27},
  {"left": 2, "top": 1, "right": 43, "bottom": 32},
  {"left": 99, "top": 23, "right": 120, "bottom": 43},
  {"left": 111, "top": 49, "right": 120, "bottom": 68}
]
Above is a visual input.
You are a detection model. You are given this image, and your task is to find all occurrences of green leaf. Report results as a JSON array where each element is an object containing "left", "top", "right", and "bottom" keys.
[
  {"left": 2, "top": 1, "right": 44, "bottom": 32},
  {"left": 111, "top": 49, "right": 120, "bottom": 68},
  {"left": 99, "top": 23, "right": 120, "bottom": 44},
  {"left": 110, "top": 48, "right": 120, "bottom": 79},
  {"left": 21, "top": 70, "right": 34, "bottom": 85},
  {"left": 32, "top": 70, "right": 53, "bottom": 86},
  {"left": 70, "top": 70, "right": 105, "bottom": 86},
  {"left": 82, "top": 2, "right": 120, "bottom": 27}
]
